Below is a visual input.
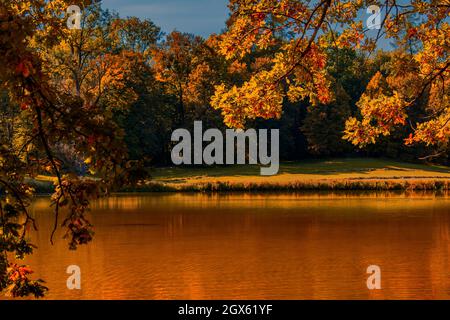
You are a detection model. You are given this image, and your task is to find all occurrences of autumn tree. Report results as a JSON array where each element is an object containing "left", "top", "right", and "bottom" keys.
[
  {"left": 211, "top": 0, "right": 450, "bottom": 161},
  {"left": 212, "top": 0, "right": 352, "bottom": 128},
  {"left": 344, "top": 10, "right": 449, "bottom": 158},
  {"left": 301, "top": 47, "right": 369, "bottom": 156},
  {"left": 112, "top": 16, "right": 161, "bottom": 56},
  {"left": 153, "top": 31, "right": 227, "bottom": 126},
  {"left": 0, "top": 0, "right": 145, "bottom": 298},
  {"left": 110, "top": 18, "right": 177, "bottom": 164}
]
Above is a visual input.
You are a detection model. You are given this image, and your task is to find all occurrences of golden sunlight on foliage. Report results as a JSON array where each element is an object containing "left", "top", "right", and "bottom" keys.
[{"left": 212, "top": 0, "right": 450, "bottom": 151}]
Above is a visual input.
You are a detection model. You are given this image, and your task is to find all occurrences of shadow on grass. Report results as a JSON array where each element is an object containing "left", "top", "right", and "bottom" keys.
[{"left": 151, "top": 158, "right": 450, "bottom": 180}]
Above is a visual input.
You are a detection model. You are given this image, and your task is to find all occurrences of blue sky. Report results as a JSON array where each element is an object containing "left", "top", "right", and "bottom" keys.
[{"left": 102, "top": 0, "right": 230, "bottom": 37}]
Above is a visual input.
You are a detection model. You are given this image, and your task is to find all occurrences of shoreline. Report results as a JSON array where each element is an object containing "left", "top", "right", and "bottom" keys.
[
  {"left": 128, "top": 178, "right": 450, "bottom": 192},
  {"left": 30, "top": 177, "right": 450, "bottom": 195},
  {"left": 26, "top": 158, "right": 450, "bottom": 194}
]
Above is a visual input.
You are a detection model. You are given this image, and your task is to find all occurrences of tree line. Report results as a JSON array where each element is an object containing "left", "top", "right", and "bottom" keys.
[{"left": 2, "top": 2, "right": 445, "bottom": 171}]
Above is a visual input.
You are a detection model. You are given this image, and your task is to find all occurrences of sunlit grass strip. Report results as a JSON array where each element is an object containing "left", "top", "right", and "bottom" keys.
[{"left": 29, "top": 177, "right": 450, "bottom": 194}]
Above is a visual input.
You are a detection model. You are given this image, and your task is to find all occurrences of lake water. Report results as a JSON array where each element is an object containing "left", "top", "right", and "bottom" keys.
[{"left": 13, "top": 193, "right": 450, "bottom": 299}]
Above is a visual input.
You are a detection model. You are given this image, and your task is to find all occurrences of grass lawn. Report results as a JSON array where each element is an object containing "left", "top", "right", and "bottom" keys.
[
  {"left": 33, "top": 158, "right": 450, "bottom": 193},
  {"left": 149, "top": 158, "right": 450, "bottom": 185}
]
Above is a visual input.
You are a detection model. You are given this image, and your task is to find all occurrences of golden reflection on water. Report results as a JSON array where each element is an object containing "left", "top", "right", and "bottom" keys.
[{"left": 14, "top": 193, "right": 450, "bottom": 299}]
